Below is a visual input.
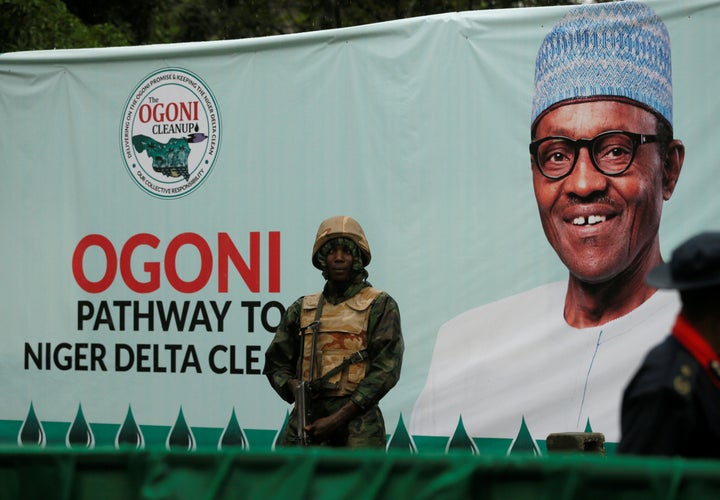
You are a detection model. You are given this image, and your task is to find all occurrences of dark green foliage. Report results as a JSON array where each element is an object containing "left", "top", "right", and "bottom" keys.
[
  {"left": 1, "top": 0, "right": 584, "bottom": 52},
  {"left": 0, "top": 0, "right": 130, "bottom": 52}
]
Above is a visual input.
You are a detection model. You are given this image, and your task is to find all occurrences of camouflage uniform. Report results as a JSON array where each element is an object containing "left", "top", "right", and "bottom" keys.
[{"left": 263, "top": 216, "right": 404, "bottom": 448}]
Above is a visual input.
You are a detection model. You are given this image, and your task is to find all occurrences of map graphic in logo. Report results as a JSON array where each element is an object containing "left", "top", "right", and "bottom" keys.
[{"left": 121, "top": 68, "right": 220, "bottom": 199}]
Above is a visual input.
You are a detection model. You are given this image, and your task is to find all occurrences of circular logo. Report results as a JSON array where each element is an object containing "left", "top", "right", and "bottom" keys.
[{"left": 120, "top": 68, "right": 221, "bottom": 199}]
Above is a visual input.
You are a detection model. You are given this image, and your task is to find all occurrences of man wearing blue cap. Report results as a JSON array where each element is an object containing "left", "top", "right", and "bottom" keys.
[
  {"left": 412, "top": 1, "right": 686, "bottom": 447},
  {"left": 619, "top": 232, "right": 720, "bottom": 458}
]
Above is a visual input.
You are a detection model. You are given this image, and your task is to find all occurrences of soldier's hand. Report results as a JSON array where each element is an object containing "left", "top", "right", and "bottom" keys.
[
  {"left": 306, "top": 401, "right": 362, "bottom": 442},
  {"left": 305, "top": 414, "right": 341, "bottom": 442}
]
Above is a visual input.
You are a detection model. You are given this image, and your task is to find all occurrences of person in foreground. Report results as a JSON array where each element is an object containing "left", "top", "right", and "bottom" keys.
[
  {"left": 411, "top": 1, "right": 685, "bottom": 445},
  {"left": 264, "top": 215, "right": 404, "bottom": 448},
  {"left": 618, "top": 232, "right": 720, "bottom": 458}
]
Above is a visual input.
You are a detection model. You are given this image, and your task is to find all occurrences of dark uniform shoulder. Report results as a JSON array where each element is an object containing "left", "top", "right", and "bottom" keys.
[{"left": 631, "top": 336, "right": 700, "bottom": 401}]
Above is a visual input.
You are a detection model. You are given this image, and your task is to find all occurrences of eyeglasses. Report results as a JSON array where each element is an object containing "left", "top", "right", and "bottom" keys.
[{"left": 529, "top": 130, "right": 659, "bottom": 180}]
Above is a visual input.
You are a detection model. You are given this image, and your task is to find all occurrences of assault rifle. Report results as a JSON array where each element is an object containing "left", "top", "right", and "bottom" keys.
[{"left": 296, "top": 320, "right": 320, "bottom": 446}]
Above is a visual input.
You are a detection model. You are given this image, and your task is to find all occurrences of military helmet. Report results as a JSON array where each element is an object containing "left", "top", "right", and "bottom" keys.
[{"left": 312, "top": 215, "right": 371, "bottom": 270}]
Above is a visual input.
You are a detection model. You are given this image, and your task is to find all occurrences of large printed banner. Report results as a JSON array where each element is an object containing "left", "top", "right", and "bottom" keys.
[{"left": 1, "top": 0, "right": 719, "bottom": 454}]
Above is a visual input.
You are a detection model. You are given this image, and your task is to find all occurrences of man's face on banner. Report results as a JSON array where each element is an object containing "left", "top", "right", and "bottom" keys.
[{"left": 531, "top": 100, "right": 672, "bottom": 284}]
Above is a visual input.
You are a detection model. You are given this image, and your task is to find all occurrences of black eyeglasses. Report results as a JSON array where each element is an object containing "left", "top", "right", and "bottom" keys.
[{"left": 529, "top": 130, "right": 659, "bottom": 180}]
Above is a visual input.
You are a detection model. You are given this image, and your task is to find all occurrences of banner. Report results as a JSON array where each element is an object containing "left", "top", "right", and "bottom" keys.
[{"left": 1, "top": 0, "right": 719, "bottom": 454}]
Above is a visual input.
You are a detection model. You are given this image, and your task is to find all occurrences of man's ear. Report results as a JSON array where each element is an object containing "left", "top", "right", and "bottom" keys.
[{"left": 662, "top": 139, "right": 684, "bottom": 201}]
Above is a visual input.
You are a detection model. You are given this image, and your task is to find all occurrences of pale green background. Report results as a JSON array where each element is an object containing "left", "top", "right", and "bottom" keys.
[{"left": 1, "top": 0, "right": 718, "bottom": 449}]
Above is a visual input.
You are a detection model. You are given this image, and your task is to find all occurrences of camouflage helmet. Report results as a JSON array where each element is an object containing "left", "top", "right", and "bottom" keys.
[{"left": 312, "top": 215, "right": 371, "bottom": 270}]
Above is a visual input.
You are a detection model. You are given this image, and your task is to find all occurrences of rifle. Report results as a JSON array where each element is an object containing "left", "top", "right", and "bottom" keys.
[
  {"left": 296, "top": 319, "right": 320, "bottom": 446},
  {"left": 295, "top": 378, "right": 311, "bottom": 446}
]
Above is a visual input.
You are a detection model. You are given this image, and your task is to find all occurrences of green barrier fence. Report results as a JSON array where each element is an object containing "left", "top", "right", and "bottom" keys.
[{"left": 2, "top": 447, "right": 719, "bottom": 500}]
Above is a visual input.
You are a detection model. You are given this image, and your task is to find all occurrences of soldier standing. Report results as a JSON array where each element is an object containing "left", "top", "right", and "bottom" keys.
[{"left": 264, "top": 216, "right": 404, "bottom": 448}]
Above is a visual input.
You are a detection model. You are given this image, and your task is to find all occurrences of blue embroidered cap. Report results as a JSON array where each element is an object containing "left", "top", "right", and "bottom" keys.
[{"left": 531, "top": 1, "right": 672, "bottom": 130}]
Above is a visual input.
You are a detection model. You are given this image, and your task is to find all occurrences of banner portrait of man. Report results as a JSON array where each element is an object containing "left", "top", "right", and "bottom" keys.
[{"left": 411, "top": 1, "right": 691, "bottom": 448}]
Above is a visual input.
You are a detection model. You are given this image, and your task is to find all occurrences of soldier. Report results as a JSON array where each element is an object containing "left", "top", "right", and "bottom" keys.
[{"left": 264, "top": 215, "right": 404, "bottom": 448}]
